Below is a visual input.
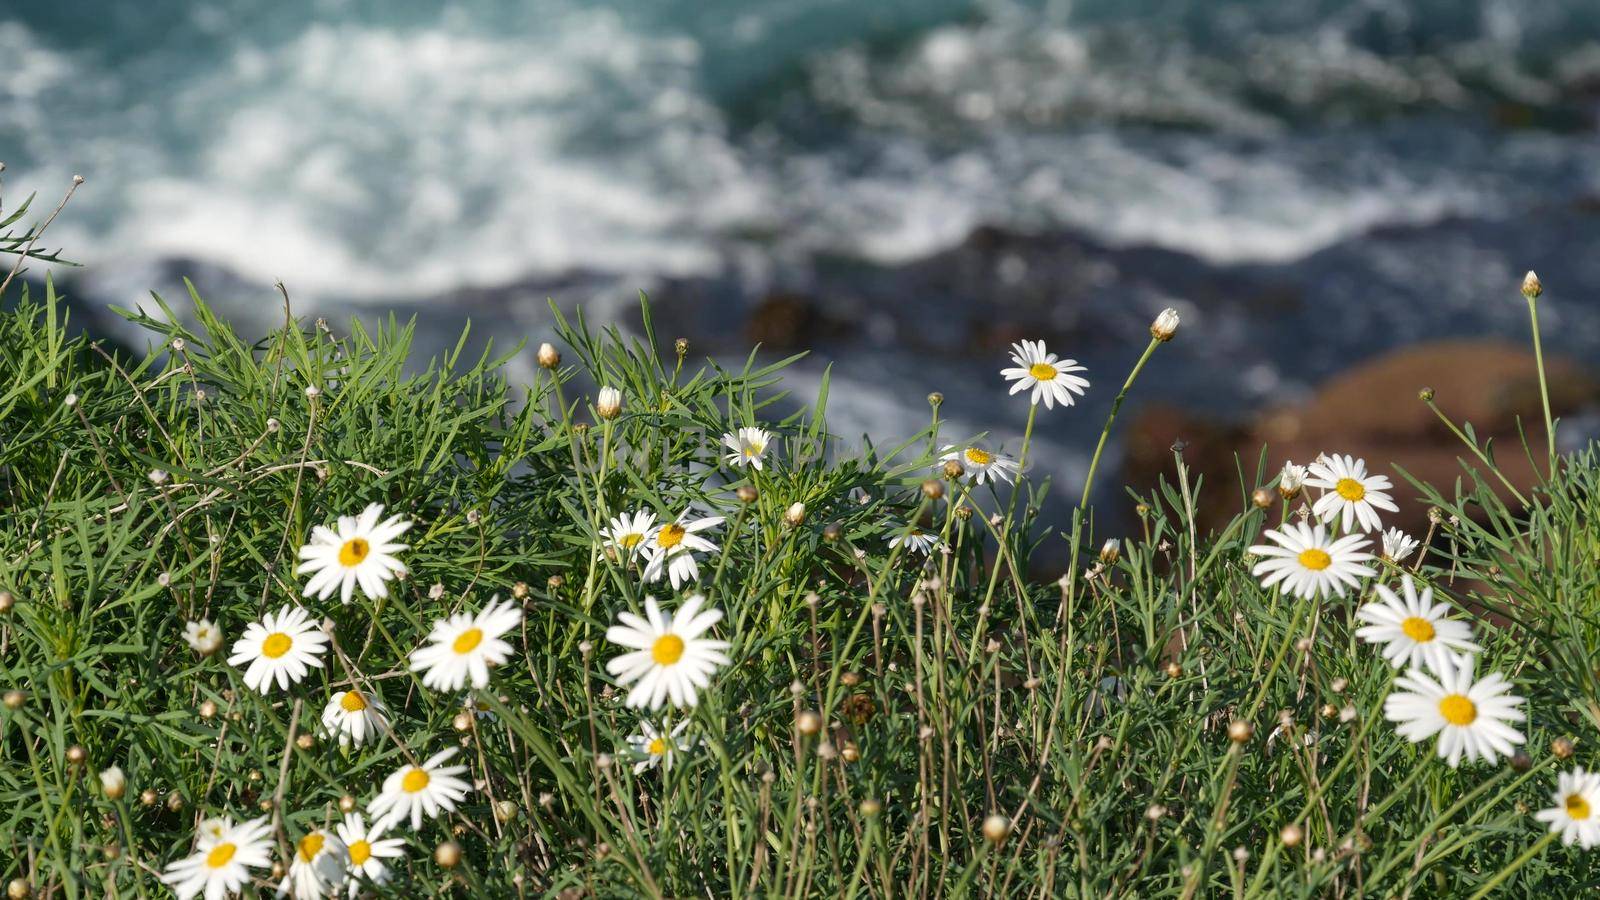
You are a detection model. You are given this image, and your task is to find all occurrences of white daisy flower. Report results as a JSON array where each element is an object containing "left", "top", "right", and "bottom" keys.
[
  {"left": 1535, "top": 768, "right": 1600, "bottom": 848},
  {"left": 227, "top": 606, "right": 328, "bottom": 694},
  {"left": 162, "top": 816, "right": 274, "bottom": 900},
  {"left": 409, "top": 597, "right": 523, "bottom": 691},
  {"left": 601, "top": 509, "right": 658, "bottom": 560},
  {"left": 1381, "top": 527, "right": 1421, "bottom": 564},
  {"left": 368, "top": 748, "right": 472, "bottom": 831},
  {"left": 641, "top": 512, "right": 724, "bottom": 590},
  {"left": 1278, "top": 461, "right": 1307, "bottom": 496},
  {"left": 889, "top": 526, "right": 943, "bottom": 556},
  {"left": 1248, "top": 522, "right": 1375, "bottom": 600},
  {"left": 297, "top": 503, "right": 413, "bottom": 605},
  {"left": 722, "top": 427, "right": 774, "bottom": 470},
  {"left": 1000, "top": 339, "right": 1090, "bottom": 409},
  {"left": 184, "top": 618, "right": 224, "bottom": 656},
  {"left": 320, "top": 688, "right": 390, "bottom": 748},
  {"left": 1383, "top": 656, "right": 1526, "bottom": 767},
  {"left": 1304, "top": 454, "right": 1398, "bottom": 534},
  {"left": 278, "top": 828, "right": 347, "bottom": 900},
  {"left": 1355, "top": 576, "right": 1480, "bottom": 675},
  {"left": 938, "top": 444, "right": 1021, "bottom": 486},
  {"left": 194, "top": 817, "right": 232, "bottom": 850},
  {"left": 627, "top": 719, "right": 693, "bottom": 774},
  {"left": 605, "top": 594, "right": 731, "bottom": 710},
  {"left": 334, "top": 813, "right": 406, "bottom": 894}
]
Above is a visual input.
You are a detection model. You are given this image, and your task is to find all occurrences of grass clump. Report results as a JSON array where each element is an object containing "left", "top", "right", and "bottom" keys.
[{"left": 2, "top": 260, "right": 1600, "bottom": 898}]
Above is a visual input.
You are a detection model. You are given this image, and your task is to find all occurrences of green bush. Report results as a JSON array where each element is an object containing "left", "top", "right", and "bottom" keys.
[{"left": 2, "top": 264, "right": 1599, "bottom": 898}]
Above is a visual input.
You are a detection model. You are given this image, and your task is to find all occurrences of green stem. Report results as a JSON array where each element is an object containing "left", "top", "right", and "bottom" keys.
[
  {"left": 1468, "top": 830, "right": 1556, "bottom": 899},
  {"left": 1527, "top": 296, "right": 1557, "bottom": 476},
  {"left": 1079, "top": 338, "right": 1161, "bottom": 512}
]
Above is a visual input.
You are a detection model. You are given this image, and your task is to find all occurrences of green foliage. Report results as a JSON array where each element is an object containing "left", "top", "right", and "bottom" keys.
[{"left": 1, "top": 278, "right": 1597, "bottom": 898}]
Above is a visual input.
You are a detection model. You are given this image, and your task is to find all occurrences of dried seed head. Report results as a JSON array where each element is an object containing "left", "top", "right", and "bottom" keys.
[
  {"left": 198, "top": 700, "right": 218, "bottom": 720},
  {"left": 1227, "top": 720, "right": 1254, "bottom": 744},
  {"left": 841, "top": 671, "right": 862, "bottom": 687},
  {"left": 816, "top": 741, "right": 837, "bottom": 760},
  {"left": 1279, "top": 823, "right": 1304, "bottom": 848},
  {"left": 304, "top": 385, "right": 320, "bottom": 399},
  {"left": 428, "top": 583, "right": 446, "bottom": 600},
  {"left": 955, "top": 505, "right": 973, "bottom": 521},
  {"left": 796, "top": 711, "right": 823, "bottom": 736},
  {"left": 1145, "top": 804, "right": 1167, "bottom": 822},
  {"left": 942, "top": 459, "right": 964, "bottom": 480},
  {"left": 736, "top": 484, "right": 759, "bottom": 504},
  {"left": 1553, "top": 737, "right": 1576, "bottom": 760},
  {"left": 537, "top": 342, "right": 561, "bottom": 369},
  {"left": 1165, "top": 661, "right": 1182, "bottom": 679},
  {"left": 981, "top": 814, "right": 1012, "bottom": 846},
  {"left": 1150, "top": 308, "right": 1180, "bottom": 342},
  {"left": 266, "top": 417, "right": 280, "bottom": 432},
  {"left": 295, "top": 734, "right": 315, "bottom": 751},
  {"left": 434, "top": 841, "right": 462, "bottom": 868},
  {"left": 674, "top": 337, "right": 689, "bottom": 358},
  {"left": 1232, "top": 846, "right": 1249, "bottom": 863},
  {"left": 453, "top": 712, "right": 474, "bottom": 733},
  {"left": 920, "top": 479, "right": 944, "bottom": 500},
  {"left": 1320, "top": 703, "right": 1338, "bottom": 719},
  {"left": 1330, "top": 678, "right": 1348, "bottom": 693},
  {"left": 511, "top": 581, "right": 530, "bottom": 600},
  {"left": 546, "top": 575, "right": 565, "bottom": 590},
  {"left": 1522, "top": 270, "right": 1542, "bottom": 300},
  {"left": 596, "top": 754, "right": 614, "bottom": 771},
  {"left": 166, "top": 792, "right": 183, "bottom": 812}
]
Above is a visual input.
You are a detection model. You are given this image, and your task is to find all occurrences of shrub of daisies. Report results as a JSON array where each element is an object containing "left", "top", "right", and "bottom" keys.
[{"left": 5, "top": 268, "right": 1600, "bottom": 898}]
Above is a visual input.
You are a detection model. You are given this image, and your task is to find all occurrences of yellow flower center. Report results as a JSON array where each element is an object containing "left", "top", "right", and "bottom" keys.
[
  {"left": 1438, "top": 694, "right": 1477, "bottom": 726},
  {"left": 1297, "top": 548, "right": 1332, "bottom": 571},
  {"left": 453, "top": 628, "right": 484, "bottom": 655},
  {"left": 401, "top": 768, "right": 431, "bottom": 793},
  {"left": 647, "top": 737, "right": 669, "bottom": 755},
  {"left": 1027, "top": 362, "right": 1057, "bottom": 381},
  {"left": 1567, "top": 793, "right": 1592, "bottom": 821},
  {"left": 656, "top": 523, "right": 686, "bottom": 550},
  {"left": 745, "top": 441, "right": 765, "bottom": 456},
  {"left": 340, "top": 691, "right": 368, "bottom": 713},
  {"left": 338, "top": 537, "right": 371, "bottom": 567},
  {"left": 1335, "top": 478, "right": 1366, "bottom": 502},
  {"left": 620, "top": 533, "right": 643, "bottom": 549},
  {"left": 205, "top": 843, "right": 236, "bottom": 869},
  {"left": 261, "top": 632, "right": 293, "bottom": 659},
  {"left": 652, "top": 634, "right": 686, "bottom": 665},
  {"left": 348, "top": 840, "right": 372, "bottom": 865},
  {"left": 297, "top": 832, "right": 325, "bottom": 863},
  {"left": 1400, "top": 617, "right": 1436, "bottom": 642},
  {"left": 964, "top": 448, "right": 993, "bottom": 466}
]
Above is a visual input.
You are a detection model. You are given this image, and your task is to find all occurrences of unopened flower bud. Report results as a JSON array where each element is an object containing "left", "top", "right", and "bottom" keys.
[
  {"left": 595, "top": 387, "right": 622, "bottom": 420},
  {"left": 859, "top": 798, "right": 882, "bottom": 817},
  {"left": 674, "top": 337, "right": 689, "bottom": 358},
  {"left": 1150, "top": 308, "right": 1180, "bottom": 341},
  {"left": 1252, "top": 488, "right": 1273, "bottom": 509},
  {"left": 434, "top": 841, "right": 462, "bottom": 868},
  {"left": 920, "top": 480, "right": 944, "bottom": 500},
  {"left": 98, "top": 766, "right": 126, "bottom": 800},
  {"left": 981, "top": 814, "right": 1012, "bottom": 846},
  {"left": 736, "top": 484, "right": 758, "bottom": 503},
  {"left": 1418, "top": 387, "right": 1435, "bottom": 402},
  {"left": 796, "top": 711, "right": 822, "bottom": 736},
  {"left": 1099, "top": 539, "right": 1120, "bottom": 565},
  {"left": 66, "top": 745, "right": 87, "bottom": 766},
  {"left": 1553, "top": 736, "right": 1575, "bottom": 759},
  {"left": 1279, "top": 823, "right": 1303, "bottom": 847},
  {"left": 785, "top": 502, "right": 807, "bottom": 526},
  {"left": 1228, "top": 720, "right": 1254, "bottom": 744},
  {"left": 537, "top": 342, "right": 561, "bottom": 369},
  {"left": 1522, "top": 270, "right": 1542, "bottom": 300}
]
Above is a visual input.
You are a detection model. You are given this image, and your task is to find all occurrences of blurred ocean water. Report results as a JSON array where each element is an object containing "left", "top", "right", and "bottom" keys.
[{"left": 5, "top": 0, "right": 1600, "bottom": 484}]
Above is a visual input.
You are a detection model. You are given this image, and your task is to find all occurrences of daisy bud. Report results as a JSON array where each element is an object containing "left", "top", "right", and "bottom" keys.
[
  {"left": 822, "top": 522, "right": 842, "bottom": 541},
  {"left": 0, "top": 591, "right": 11, "bottom": 613},
  {"left": 920, "top": 479, "right": 944, "bottom": 500},
  {"left": 1099, "top": 539, "right": 1120, "bottom": 564},
  {"left": 674, "top": 337, "right": 689, "bottom": 358},
  {"left": 859, "top": 798, "right": 882, "bottom": 817},
  {"left": 1553, "top": 736, "right": 1575, "bottom": 759},
  {"left": 295, "top": 733, "right": 315, "bottom": 750},
  {"left": 139, "top": 789, "right": 158, "bottom": 807},
  {"left": 841, "top": 671, "right": 862, "bottom": 687},
  {"left": 816, "top": 741, "right": 837, "bottom": 760},
  {"left": 1150, "top": 307, "right": 1180, "bottom": 342},
  {"left": 304, "top": 385, "right": 320, "bottom": 399},
  {"left": 1320, "top": 703, "right": 1338, "bottom": 719},
  {"left": 103, "top": 844, "right": 120, "bottom": 860},
  {"left": 434, "top": 841, "right": 462, "bottom": 868},
  {"left": 428, "top": 583, "right": 445, "bottom": 600},
  {"left": 65, "top": 745, "right": 87, "bottom": 766},
  {"left": 841, "top": 742, "right": 861, "bottom": 763},
  {"left": 988, "top": 513, "right": 1003, "bottom": 528},
  {"left": 981, "top": 814, "right": 1012, "bottom": 846},
  {"left": 539, "top": 792, "right": 555, "bottom": 809},
  {"left": 452, "top": 712, "right": 473, "bottom": 733},
  {"left": 596, "top": 753, "right": 614, "bottom": 771},
  {"left": 1251, "top": 488, "right": 1272, "bottom": 509},
  {"left": 147, "top": 469, "right": 168, "bottom": 486},
  {"left": 578, "top": 640, "right": 593, "bottom": 657},
  {"left": 1330, "top": 678, "right": 1347, "bottom": 693},
  {"left": 266, "top": 417, "right": 280, "bottom": 432},
  {"left": 494, "top": 800, "right": 519, "bottom": 822},
  {"left": 1232, "top": 846, "right": 1249, "bottom": 863},
  {"left": 198, "top": 700, "right": 217, "bottom": 719},
  {"left": 1227, "top": 720, "right": 1254, "bottom": 744},
  {"left": 927, "top": 392, "right": 943, "bottom": 408},
  {"left": 1418, "top": 387, "right": 1434, "bottom": 402},
  {"left": 537, "top": 342, "right": 561, "bottom": 369},
  {"left": 1427, "top": 506, "right": 1444, "bottom": 525},
  {"left": 1510, "top": 751, "right": 1532, "bottom": 772},
  {"left": 64, "top": 393, "right": 78, "bottom": 408},
  {"left": 1279, "top": 823, "right": 1304, "bottom": 848},
  {"left": 939, "top": 459, "right": 964, "bottom": 481},
  {"left": 1339, "top": 705, "right": 1356, "bottom": 723},
  {"left": 736, "top": 484, "right": 759, "bottom": 504},
  {"left": 1522, "top": 270, "right": 1542, "bottom": 300},
  {"left": 546, "top": 574, "right": 564, "bottom": 590},
  {"left": 1145, "top": 804, "right": 1167, "bottom": 821},
  {"left": 166, "top": 792, "right": 183, "bottom": 812},
  {"left": 270, "top": 861, "right": 285, "bottom": 879},
  {"left": 98, "top": 766, "right": 126, "bottom": 800},
  {"left": 8, "top": 879, "right": 30, "bottom": 900},
  {"left": 785, "top": 502, "right": 807, "bottom": 526},
  {"left": 595, "top": 386, "right": 622, "bottom": 420},
  {"left": 796, "top": 711, "right": 822, "bottom": 736},
  {"left": 339, "top": 794, "right": 357, "bottom": 813},
  {"left": 1165, "top": 661, "right": 1182, "bottom": 678},
  {"left": 790, "top": 680, "right": 805, "bottom": 697},
  {"left": 511, "top": 581, "right": 530, "bottom": 600}
]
